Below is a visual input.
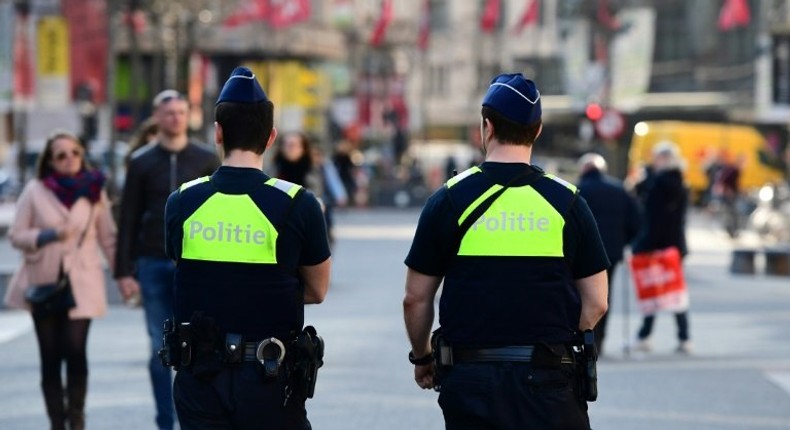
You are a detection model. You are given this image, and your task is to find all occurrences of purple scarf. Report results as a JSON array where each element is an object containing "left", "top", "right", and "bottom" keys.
[{"left": 43, "top": 169, "right": 106, "bottom": 209}]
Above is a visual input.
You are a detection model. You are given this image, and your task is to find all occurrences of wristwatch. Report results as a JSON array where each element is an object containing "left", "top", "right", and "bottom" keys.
[{"left": 408, "top": 351, "right": 433, "bottom": 365}]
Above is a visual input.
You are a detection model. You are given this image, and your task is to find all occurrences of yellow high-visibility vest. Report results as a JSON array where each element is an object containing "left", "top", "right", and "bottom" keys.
[
  {"left": 446, "top": 167, "right": 576, "bottom": 257},
  {"left": 179, "top": 177, "right": 302, "bottom": 264}
]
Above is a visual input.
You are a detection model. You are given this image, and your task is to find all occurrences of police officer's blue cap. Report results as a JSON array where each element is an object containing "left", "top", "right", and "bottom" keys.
[
  {"left": 216, "top": 66, "right": 268, "bottom": 105},
  {"left": 482, "top": 73, "right": 541, "bottom": 125}
]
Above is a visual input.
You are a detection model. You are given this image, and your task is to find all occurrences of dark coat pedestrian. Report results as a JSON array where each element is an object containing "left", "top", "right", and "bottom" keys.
[
  {"left": 632, "top": 168, "right": 688, "bottom": 256},
  {"left": 578, "top": 160, "right": 641, "bottom": 265},
  {"left": 632, "top": 142, "right": 692, "bottom": 354},
  {"left": 577, "top": 153, "right": 640, "bottom": 354}
]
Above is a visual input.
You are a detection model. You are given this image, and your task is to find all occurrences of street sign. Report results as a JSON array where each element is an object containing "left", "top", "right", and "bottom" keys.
[{"left": 594, "top": 108, "right": 626, "bottom": 139}]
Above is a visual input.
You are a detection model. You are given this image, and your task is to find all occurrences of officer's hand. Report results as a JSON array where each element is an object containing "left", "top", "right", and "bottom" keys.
[
  {"left": 117, "top": 276, "right": 141, "bottom": 302},
  {"left": 414, "top": 363, "right": 435, "bottom": 390}
]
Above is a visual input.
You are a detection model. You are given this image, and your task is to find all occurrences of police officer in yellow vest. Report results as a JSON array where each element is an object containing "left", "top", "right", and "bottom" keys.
[
  {"left": 403, "top": 73, "right": 609, "bottom": 430},
  {"left": 163, "top": 66, "right": 331, "bottom": 429}
]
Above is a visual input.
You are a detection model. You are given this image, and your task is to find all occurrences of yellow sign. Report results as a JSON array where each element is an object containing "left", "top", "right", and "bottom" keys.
[
  {"left": 37, "top": 17, "right": 69, "bottom": 77},
  {"left": 238, "top": 60, "right": 329, "bottom": 133}
]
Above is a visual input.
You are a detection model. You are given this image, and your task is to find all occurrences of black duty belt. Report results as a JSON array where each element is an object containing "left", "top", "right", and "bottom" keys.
[
  {"left": 224, "top": 334, "right": 287, "bottom": 365},
  {"left": 453, "top": 346, "right": 575, "bottom": 364}
]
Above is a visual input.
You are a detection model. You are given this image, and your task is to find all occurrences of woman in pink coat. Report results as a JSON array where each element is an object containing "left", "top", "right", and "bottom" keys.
[{"left": 3, "top": 130, "right": 116, "bottom": 430}]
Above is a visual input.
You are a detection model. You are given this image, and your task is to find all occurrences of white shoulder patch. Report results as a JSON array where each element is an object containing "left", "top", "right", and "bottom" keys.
[
  {"left": 179, "top": 176, "right": 210, "bottom": 192},
  {"left": 446, "top": 166, "right": 482, "bottom": 188},
  {"left": 546, "top": 174, "right": 577, "bottom": 192}
]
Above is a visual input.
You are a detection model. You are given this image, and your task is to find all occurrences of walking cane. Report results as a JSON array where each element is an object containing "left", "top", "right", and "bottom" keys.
[{"left": 622, "top": 251, "right": 632, "bottom": 358}]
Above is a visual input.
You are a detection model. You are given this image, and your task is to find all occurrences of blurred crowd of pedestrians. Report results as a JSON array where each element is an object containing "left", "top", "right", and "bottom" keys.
[
  {"left": 576, "top": 142, "right": 693, "bottom": 357},
  {"left": 0, "top": 77, "right": 759, "bottom": 426},
  {"left": 0, "top": 86, "right": 397, "bottom": 429}
]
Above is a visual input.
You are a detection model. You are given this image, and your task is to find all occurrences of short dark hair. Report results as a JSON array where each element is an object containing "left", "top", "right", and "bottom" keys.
[
  {"left": 481, "top": 106, "right": 542, "bottom": 146},
  {"left": 36, "top": 130, "right": 90, "bottom": 179},
  {"left": 215, "top": 100, "right": 274, "bottom": 155}
]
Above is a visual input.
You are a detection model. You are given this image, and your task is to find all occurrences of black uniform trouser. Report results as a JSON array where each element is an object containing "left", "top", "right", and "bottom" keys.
[
  {"left": 438, "top": 362, "right": 589, "bottom": 430},
  {"left": 173, "top": 362, "right": 311, "bottom": 430}
]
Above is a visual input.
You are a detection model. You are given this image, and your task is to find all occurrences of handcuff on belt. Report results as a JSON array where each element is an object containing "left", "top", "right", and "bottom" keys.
[
  {"left": 254, "top": 337, "right": 286, "bottom": 378},
  {"left": 225, "top": 334, "right": 286, "bottom": 378}
]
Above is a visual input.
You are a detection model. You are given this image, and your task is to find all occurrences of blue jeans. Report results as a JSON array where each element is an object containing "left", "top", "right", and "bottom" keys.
[{"left": 138, "top": 257, "right": 176, "bottom": 430}]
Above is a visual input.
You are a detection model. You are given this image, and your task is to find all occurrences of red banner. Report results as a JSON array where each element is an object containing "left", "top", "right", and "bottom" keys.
[
  {"left": 718, "top": 0, "right": 751, "bottom": 31},
  {"left": 417, "top": 0, "right": 430, "bottom": 51},
  {"left": 224, "top": 0, "right": 310, "bottom": 29},
  {"left": 62, "top": 0, "right": 108, "bottom": 103},
  {"left": 269, "top": 0, "right": 311, "bottom": 29},
  {"left": 12, "top": 12, "right": 34, "bottom": 104},
  {"left": 629, "top": 247, "right": 690, "bottom": 314},
  {"left": 597, "top": 0, "right": 620, "bottom": 31},
  {"left": 369, "top": 0, "right": 394, "bottom": 47},
  {"left": 224, "top": 0, "right": 269, "bottom": 28},
  {"left": 513, "top": 0, "right": 539, "bottom": 35},
  {"left": 480, "top": 0, "right": 501, "bottom": 33}
]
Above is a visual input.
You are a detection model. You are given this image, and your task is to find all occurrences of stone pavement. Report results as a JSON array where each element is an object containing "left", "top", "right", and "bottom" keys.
[{"left": 0, "top": 209, "right": 788, "bottom": 429}]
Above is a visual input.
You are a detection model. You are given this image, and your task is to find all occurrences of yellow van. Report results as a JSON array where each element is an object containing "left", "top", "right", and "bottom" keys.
[{"left": 628, "top": 121, "right": 786, "bottom": 199}]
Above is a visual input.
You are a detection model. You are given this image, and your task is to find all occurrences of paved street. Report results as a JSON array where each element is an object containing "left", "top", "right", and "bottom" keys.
[{"left": 1, "top": 208, "right": 789, "bottom": 429}]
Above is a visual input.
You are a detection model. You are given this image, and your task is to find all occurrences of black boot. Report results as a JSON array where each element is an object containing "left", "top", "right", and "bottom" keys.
[
  {"left": 42, "top": 382, "right": 67, "bottom": 430},
  {"left": 66, "top": 374, "right": 87, "bottom": 430}
]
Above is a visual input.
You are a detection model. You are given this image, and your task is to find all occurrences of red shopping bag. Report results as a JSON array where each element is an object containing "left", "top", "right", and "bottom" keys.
[{"left": 629, "top": 247, "right": 689, "bottom": 314}]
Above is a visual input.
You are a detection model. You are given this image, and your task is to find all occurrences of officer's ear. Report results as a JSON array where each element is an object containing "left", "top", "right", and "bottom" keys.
[
  {"left": 481, "top": 118, "right": 494, "bottom": 142},
  {"left": 535, "top": 123, "right": 543, "bottom": 140},
  {"left": 214, "top": 122, "right": 225, "bottom": 159},
  {"left": 266, "top": 127, "right": 278, "bottom": 151},
  {"left": 214, "top": 121, "right": 223, "bottom": 146}
]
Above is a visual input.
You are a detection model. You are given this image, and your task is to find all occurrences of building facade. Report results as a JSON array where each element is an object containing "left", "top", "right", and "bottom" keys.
[
  {"left": 5, "top": 0, "right": 790, "bottom": 186},
  {"left": 410, "top": 0, "right": 786, "bottom": 175}
]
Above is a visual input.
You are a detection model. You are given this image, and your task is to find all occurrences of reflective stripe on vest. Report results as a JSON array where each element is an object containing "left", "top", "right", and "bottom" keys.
[
  {"left": 446, "top": 166, "right": 482, "bottom": 189},
  {"left": 265, "top": 178, "right": 302, "bottom": 198},
  {"left": 545, "top": 174, "right": 577, "bottom": 192},
  {"left": 458, "top": 186, "right": 564, "bottom": 257},
  {"left": 180, "top": 176, "right": 210, "bottom": 192},
  {"left": 180, "top": 178, "right": 302, "bottom": 264}
]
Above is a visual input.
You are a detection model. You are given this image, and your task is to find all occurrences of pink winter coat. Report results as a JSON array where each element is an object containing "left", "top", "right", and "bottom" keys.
[{"left": 3, "top": 179, "right": 117, "bottom": 319}]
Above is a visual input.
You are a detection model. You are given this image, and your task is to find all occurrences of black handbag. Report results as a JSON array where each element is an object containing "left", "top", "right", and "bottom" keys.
[
  {"left": 24, "top": 207, "right": 92, "bottom": 318},
  {"left": 25, "top": 264, "right": 76, "bottom": 318}
]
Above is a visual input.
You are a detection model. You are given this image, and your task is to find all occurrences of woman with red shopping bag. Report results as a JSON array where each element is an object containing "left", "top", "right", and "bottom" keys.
[{"left": 631, "top": 142, "right": 692, "bottom": 354}]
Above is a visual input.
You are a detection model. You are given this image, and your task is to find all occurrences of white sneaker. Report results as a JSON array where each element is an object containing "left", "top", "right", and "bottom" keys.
[{"left": 676, "top": 341, "right": 693, "bottom": 355}]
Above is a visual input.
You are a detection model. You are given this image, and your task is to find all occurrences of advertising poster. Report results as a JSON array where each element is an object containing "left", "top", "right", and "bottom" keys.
[{"left": 36, "top": 16, "right": 70, "bottom": 108}]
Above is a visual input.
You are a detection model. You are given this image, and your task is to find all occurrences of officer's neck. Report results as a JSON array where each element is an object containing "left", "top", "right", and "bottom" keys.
[
  {"left": 222, "top": 150, "right": 264, "bottom": 170},
  {"left": 484, "top": 140, "right": 532, "bottom": 164}
]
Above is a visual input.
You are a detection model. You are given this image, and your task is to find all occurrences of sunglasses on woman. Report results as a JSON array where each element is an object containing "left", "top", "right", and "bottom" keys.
[{"left": 53, "top": 149, "right": 83, "bottom": 161}]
